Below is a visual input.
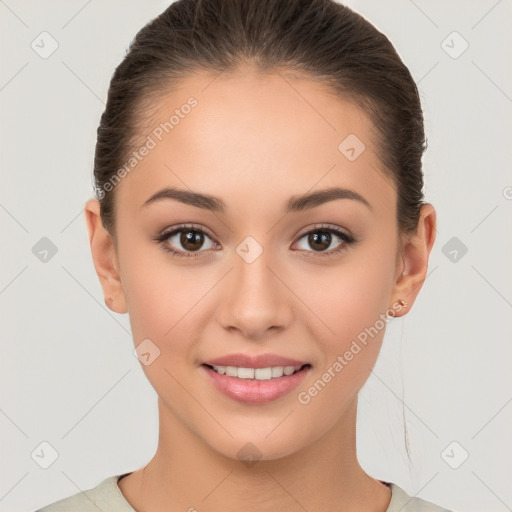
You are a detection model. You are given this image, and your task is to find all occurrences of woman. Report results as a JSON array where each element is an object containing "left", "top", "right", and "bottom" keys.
[{"left": 36, "top": 0, "right": 450, "bottom": 510}]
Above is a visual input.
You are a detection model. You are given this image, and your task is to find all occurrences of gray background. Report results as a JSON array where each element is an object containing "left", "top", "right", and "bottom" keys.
[{"left": 1, "top": 1, "right": 511, "bottom": 511}]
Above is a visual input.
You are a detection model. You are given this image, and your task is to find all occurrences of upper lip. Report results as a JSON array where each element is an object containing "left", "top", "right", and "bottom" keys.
[{"left": 203, "top": 353, "right": 310, "bottom": 369}]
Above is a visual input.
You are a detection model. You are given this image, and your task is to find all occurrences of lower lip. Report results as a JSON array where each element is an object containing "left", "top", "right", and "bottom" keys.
[{"left": 201, "top": 364, "right": 311, "bottom": 404}]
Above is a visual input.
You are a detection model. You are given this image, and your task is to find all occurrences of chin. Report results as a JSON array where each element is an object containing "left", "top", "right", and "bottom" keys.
[{"left": 204, "top": 428, "right": 312, "bottom": 465}]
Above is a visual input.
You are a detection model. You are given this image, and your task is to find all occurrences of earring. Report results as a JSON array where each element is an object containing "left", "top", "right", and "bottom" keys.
[{"left": 398, "top": 298, "right": 407, "bottom": 308}]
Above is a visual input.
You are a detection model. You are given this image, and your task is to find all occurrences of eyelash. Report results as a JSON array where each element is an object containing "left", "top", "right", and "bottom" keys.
[{"left": 154, "top": 223, "right": 357, "bottom": 259}]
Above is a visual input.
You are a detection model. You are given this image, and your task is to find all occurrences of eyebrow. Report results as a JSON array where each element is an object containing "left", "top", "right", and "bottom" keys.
[{"left": 141, "top": 186, "right": 373, "bottom": 213}]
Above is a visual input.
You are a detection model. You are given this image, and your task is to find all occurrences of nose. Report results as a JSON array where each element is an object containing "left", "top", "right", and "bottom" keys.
[{"left": 216, "top": 247, "right": 293, "bottom": 340}]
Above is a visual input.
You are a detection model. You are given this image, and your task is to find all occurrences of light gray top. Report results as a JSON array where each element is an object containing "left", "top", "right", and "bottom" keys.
[{"left": 34, "top": 473, "right": 454, "bottom": 511}]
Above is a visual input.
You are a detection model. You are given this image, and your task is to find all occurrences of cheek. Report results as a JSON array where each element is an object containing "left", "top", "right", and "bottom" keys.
[
  {"left": 118, "top": 240, "right": 177, "bottom": 343},
  {"left": 294, "top": 260, "right": 393, "bottom": 423},
  {"left": 309, "top": 258, "right": 393, "bottom": 336},
  {"left": 120, "top": 243, "right": 211, "bottom": 367},
  {"left": 121, "top": 256, "right": 205, "bottom": 406},
  {"left": 299, "top": 242, "right": 396, "bottom": 385}
]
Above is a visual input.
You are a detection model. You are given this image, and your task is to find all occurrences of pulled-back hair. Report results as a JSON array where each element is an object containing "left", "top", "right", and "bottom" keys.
[
  {"left": 93, "top": 0, "right": 426, "bottom": 247},
  {"left": 91, "top": 0, "right": 426, "bottom": 464}
]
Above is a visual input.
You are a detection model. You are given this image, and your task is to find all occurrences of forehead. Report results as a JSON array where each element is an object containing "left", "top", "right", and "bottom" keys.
[{"left": 117, "top": 68, "right": 396, "bottom": 217}]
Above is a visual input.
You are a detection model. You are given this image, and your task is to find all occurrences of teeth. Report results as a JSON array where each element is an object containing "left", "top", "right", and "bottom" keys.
[
  {"left": 211, "top": 365, "right": 303, "bottom": 380},
  {"left": 238, "top": 367, "right": 255, "bottom": 379},
  {"left": 226, "top": 366, "right": 237, "bottom": 377}
]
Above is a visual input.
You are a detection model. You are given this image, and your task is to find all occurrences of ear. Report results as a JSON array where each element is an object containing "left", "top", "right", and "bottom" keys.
[
  {"left": 389, "top": 203, "right": 437, "bottom": 318},
  {"left": 84, "top": 198, "right": 128, "bottom": 314}
]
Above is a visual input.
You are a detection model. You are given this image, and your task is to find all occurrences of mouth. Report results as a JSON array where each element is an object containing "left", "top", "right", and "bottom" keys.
[
  {"left": 203, "top": 363, "right": 311, "bottom": 380},
  {"left": 201, "top": 362, "right": 312, "bottom": 404}
]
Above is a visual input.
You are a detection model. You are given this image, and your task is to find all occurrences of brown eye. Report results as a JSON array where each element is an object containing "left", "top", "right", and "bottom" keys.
[
  {"left": 156, "top": 225, "right": 217, "bottom": 257},
  {"left": 307, "top": 231, "right": 332, "bottom": 252},
  {"left": 294, "top": 225, "right": 356, "bottom": 256},
  {"left": 180, "top": 230, "right": 205, "bottom": 251}
]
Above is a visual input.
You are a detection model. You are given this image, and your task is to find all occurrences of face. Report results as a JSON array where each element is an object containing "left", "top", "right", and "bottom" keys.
[{"left": 90, "top": 67, "right": 414, "bottom": 462}]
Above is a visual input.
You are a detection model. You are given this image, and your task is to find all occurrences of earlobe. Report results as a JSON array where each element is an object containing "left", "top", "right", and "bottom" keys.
[
  {"left": 84, "top": 198, "right": 128, "bottom": 314},
  {"left": 389, "top": 203, "right": 437, "bottom": 317}
]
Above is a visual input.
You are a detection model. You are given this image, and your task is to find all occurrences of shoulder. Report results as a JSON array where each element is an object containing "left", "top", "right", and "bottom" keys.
[
  {"left": 386, "top": 482, "right": 455, "bottom": 512},
  {"left": 34, "top": 476, "right": 456, "bottom": 512},
  {"left": 33, "top": 474, "right": 135, "bottom": 512}
]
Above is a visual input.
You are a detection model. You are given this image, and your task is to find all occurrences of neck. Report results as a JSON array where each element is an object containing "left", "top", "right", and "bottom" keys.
[{"left": 118, "top": 397, "right": 391, "bottom": 512}]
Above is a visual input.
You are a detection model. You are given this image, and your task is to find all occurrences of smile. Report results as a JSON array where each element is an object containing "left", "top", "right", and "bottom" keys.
[
  {"left": 202, "top": 363, "right": 312, "bottom": 404},
  {"left": 206, "top": 364, "right": 305, "bottom": 380}
]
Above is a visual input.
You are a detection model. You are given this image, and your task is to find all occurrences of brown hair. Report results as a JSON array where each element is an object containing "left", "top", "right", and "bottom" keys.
[
  {"left": 93, "top": 0, "right": 423, "bottom": 464},
  {"left": 93, "top": 0, "right": 426, "bottom": 246}
]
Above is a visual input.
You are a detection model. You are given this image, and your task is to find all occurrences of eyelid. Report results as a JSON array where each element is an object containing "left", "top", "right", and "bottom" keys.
[
  {"left": 155, "top": 222, "right": 356, "bottom": 258},
  {"left": 292, "top": 224, "right": 356, "bottom": 257},
  {"left": 158, "top": 223, "right": 218, "bottom": 242},
  {"left": 295, "top": 223, "right": 353, "bottom": 240}
]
